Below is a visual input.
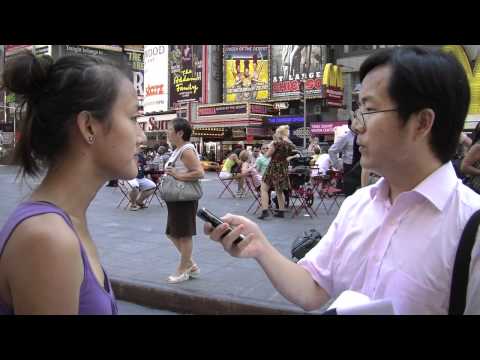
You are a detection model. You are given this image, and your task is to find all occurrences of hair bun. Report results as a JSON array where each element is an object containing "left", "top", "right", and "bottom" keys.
[{"left": 1, "top": 51, "right": 54, "bottom": 99}]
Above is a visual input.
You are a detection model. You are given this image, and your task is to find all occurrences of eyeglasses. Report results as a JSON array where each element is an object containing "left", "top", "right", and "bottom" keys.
[{"left": 349, "top": 108, "right": 399, "bottom": 135}]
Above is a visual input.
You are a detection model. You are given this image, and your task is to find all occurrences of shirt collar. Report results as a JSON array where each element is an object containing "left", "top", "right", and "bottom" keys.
[
  {"left": 369, "top": 177, "right": 389, "bottom": 202},
  {"left": 369, "top": 162, "right": 458, "bottom": 211},
  {"left": 412, "top": 162, "right": 458, "bottom": 211}
]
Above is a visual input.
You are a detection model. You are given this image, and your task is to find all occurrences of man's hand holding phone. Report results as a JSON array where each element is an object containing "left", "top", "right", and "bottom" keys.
[{"left": 200, "top": 210, "right": 269, "bottom": 259}]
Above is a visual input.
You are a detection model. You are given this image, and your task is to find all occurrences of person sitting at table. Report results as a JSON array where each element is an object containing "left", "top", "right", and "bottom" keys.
[
  {"left": 128, "top": 152, "right": 156, "bottom": 210},
  {"left": 312, "top": 146, "right": 331, "bottom": 177},
  {"left": 239, "top": 150, "right": 262, "bottom": 191},
  {"left": 152, "top": 144, "right": 172, "bottom": 171},
  {"left": 309, "top": 145, "right": 322, "bottom": 165},
  {"left": 219, "top": 152, "right": 244, "bottom": 196}
]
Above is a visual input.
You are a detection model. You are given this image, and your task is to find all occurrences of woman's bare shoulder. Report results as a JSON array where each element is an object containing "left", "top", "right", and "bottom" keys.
[{"left": 4, "top": 213, "right": 80, "bottom": 264}]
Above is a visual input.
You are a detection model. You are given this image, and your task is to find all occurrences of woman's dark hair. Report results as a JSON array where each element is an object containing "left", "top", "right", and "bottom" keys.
[
  {"left": 359, "top": 46, "right": 470, "bottom": 164},
  {"left": 1, "top": 50, "right": 130, "bottom": 178},
  {"left": 172, "top": 117, "right": 192, "bottom": 141}
]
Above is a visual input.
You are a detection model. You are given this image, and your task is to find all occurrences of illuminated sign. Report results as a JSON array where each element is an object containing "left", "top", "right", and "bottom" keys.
[
  {"left": 311, "top": 121, "right": 348, "bottom": 135},
  {"left": 267, "top": 116, "right": 304, "bottom": 124},
  {"left": 192, "top": 128, "right": 225, "bottom": 137},
  {"left": 198, "top": 104, "right": 247, "bottom": 116},
  {"left": 197, "top": 103, "right": 273, "bottom": 117},
  {"left": 250, "top": 103, "right": 275, "bottom": 116}
]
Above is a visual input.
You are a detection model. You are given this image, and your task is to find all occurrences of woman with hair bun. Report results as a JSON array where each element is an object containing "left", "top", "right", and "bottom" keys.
[
  {"left": 0, "top": 51, "right": 144, "bottom": 314},
  {"left": 258, "top": 125, "right": 298, "bottom": 219}
]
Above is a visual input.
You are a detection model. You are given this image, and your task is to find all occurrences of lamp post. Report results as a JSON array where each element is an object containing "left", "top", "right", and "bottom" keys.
[{"left": 300, "top": 79, "right": 307, "bottom": 149}]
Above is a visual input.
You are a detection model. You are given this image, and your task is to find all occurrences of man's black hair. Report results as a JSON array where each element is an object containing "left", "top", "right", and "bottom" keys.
[{"left": 359, "top": 46, "right": 470, "bottom": 164}]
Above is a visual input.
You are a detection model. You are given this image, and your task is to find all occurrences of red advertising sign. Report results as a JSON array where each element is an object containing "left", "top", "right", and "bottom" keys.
[
  {"left": 310, "top": 121, "right": 348, "bottom": 135},
  {"left": 325, "top": 86, "right": 344, "bottom": 107}
]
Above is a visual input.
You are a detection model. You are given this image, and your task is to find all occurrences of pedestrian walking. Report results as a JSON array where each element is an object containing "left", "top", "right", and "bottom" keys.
[
  {"left": 258, "top": 126, "right": 298, "bottom": 219},
  {"left": 164, "top": 118, "right": 204, "bottom": 283}
]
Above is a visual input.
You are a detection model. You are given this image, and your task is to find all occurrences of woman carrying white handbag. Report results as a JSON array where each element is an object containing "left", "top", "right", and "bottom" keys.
[{"left": 163, "top": 118, "right": 205, "bottom": 283}]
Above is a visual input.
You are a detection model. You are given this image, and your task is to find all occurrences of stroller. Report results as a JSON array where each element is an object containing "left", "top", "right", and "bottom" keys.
[
  {"left": 272, "top": 156, "right": 311, "bottom": 210},
  {"left": 288, "top": 156, "right": 315, "bottom": 209}
]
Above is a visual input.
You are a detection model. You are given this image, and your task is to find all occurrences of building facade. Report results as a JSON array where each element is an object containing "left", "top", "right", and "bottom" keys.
[{"left": 335, "top": 45, "right": 480, "bottom": 131}]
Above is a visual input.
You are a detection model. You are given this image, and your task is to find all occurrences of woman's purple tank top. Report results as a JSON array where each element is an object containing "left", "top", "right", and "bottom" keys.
[{"left": 0, "top": 201, "right": 118, "bottom": 315}]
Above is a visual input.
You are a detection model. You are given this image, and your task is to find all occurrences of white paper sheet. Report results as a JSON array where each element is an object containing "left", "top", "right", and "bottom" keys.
[{"left": 327, "top": 290, "right": 395, "bottom": 315}]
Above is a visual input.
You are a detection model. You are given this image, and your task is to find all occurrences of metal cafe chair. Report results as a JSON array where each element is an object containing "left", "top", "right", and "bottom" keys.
[
  {"left": 245, "top": 176, "right": 262, "bottom": 214},
  {"left": 288, "top": 172, "right": 317, "bottom": 218},
  {"left": 117, "top": 180, "right": 134, "bottom": 210},
  {"left": 314, "top": 170, "right": 345, "bottom": 215},
  {"left": 217, "top": 171, "right": 237, "bottom": 199},
  {"left": 146, "top": 171, "right": 165, "bottom": 208}
]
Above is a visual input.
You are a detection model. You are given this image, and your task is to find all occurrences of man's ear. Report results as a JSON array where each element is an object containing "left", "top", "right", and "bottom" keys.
[
  {"left": 413, "top": 108, "right": 435, "bottom": 140},
  {"left": 76, "top": 111, "right": 97, "bottom": 144}
]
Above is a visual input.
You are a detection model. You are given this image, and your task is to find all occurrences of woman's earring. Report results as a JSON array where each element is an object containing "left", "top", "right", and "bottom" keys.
[{"left": 88, "top": 136, "right": 95, "bottom": 144}]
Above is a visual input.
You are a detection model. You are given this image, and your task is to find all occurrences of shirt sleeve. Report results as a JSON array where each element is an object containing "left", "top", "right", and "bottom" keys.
[
  {"left": 297, "top": 194, "right": 354, "bottom": 297},
  {"left": 255, "top": 157, "right": 261, "bottom": 169},
  {"left": 328, "top": 135, "right": 348, "bottom": 169},
  {"left": 465, "top": 231, "right": 480, "bottom": 314}
]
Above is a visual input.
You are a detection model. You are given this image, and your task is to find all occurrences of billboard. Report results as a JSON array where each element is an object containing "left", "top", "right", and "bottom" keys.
[
  {"left": 169, "top": 45, "right": 203, "bottom": 107},
  {"left": 270, "top": 45, "right": 325, "bottom": 99},
  {"left": 223, "top": 45, "right": 269, "bottom": 103},
  {"left": 125, "top": 50, "right": 144, "bottom": 110},
  {"left": 143, "top": 45, "right": 169, "bottom": 113}
]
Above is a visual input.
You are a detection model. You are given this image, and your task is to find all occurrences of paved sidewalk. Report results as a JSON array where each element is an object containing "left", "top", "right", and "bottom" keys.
[{"left": 0, "top": 166, "right": 341, "bottom": 314}]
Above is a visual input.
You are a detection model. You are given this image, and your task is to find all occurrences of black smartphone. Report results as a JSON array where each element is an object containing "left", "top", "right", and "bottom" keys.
[{"left": 197, "top": 208, "right": 245, "bottom": 245}]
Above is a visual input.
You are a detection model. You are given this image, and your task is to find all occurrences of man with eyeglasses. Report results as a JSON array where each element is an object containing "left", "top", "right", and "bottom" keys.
[
  {"left": 255, "top": 144, "right": 271, "bottom": 177},
  {"left": 251, "top": 145, "right": 262, "bottom": 166},
  {"left": 204, "top": 46, "right": 480, "bottom": 314}
]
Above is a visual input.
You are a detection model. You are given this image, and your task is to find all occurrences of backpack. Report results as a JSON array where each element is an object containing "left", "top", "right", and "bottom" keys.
[{"left": 291, "top": 229, "right": 322, "bottom": 262}]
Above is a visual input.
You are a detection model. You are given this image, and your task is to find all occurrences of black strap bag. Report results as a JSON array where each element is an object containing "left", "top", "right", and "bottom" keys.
[
  {"left": 448, "top": 209, "right": 480, "bottom": 315},
  {"left": 291, "top": 229, "right": 322, "bottom": 262}
]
